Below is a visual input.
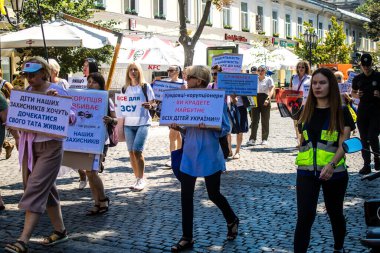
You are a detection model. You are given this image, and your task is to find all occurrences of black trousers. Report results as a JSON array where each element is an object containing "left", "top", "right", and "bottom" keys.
[
  {"left": 180, "top": 171, "right": 237, "bottom": 239},
  {"left": 294, "top": 173, "right": 348, "bottom": 253},
  {"left": 357, "top": 108, "right": 380, "bottom": 166}
]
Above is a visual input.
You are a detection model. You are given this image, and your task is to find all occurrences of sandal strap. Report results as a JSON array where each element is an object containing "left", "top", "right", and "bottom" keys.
[
  {"left": 46, "top": 230, "right": 67, "bottom": 243},
  {"left": 5, "top": 240, "right": 28, "bottom": 253}
]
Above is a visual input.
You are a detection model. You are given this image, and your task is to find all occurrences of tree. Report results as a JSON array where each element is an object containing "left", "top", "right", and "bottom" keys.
[
  {"left": 320, "top": 16, "right": 353, "bottom": 64},
  {"left": 294, "top": 22, "right": 324, "bottom": 66},
  {"left": 178, "top": 0, "right": 232, "bottom": 67},
  {"left": 16, "top": 0, "right": 115, "bottom": 77},
  {"left": 355, "top": 0, "right": 380, "bottom": 40}
]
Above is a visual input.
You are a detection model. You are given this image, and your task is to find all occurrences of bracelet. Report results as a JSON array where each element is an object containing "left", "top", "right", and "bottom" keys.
[{"left": 329, "top": 162, "right": 336, "bottom": 169}]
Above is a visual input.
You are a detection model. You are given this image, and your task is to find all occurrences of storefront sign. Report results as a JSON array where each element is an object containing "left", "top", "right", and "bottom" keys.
[
  {"left": 160, "top": 89, "right": 225, "bottom": 129},
  {"left": 225, "top": 33, "right": 248, "bottom": 43},
  {"left": 217, "top": 72, "right": 258, "bottom": 96},
  {"left": 7, "top": 90, "right": 72, "bottom": 138},
  {"left": 64, "top": 89, "right": 108, "bottom": 154}
]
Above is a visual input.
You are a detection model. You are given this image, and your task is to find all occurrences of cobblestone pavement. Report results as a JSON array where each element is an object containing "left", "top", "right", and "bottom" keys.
[{"left": 0, "top": 108, "right": 378, "bottom": 253}]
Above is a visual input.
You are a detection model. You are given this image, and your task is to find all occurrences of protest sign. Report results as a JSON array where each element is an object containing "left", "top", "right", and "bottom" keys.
[
  {"left": 160, "top": 89, "right": 225, "bottom": 129},
  {"left": 152, "top": 80, "right": 183, "bottom": 101},
  {"left": 339, "top": 72, "right": 356, "bottom": 94},
  {"left": 217, "top": 72, "right": 258, "bottom": 96},
  {"left": 211, "top": 53, "right": 243, "bottom": 73},
  {"left": 68, "top": 77, "right": 87, "bottom": 89},
  {"left": 63, "top": 89, "right": 108, "bottom": 154},
  {"left": 114, "top": 92, "right": 145, "bottom": 118},
  {"left": 7, "top": 90, "right": 72, "bottom": 138},
  {"left": 275, "top": 89, "right": 303, "bottom": 118}
]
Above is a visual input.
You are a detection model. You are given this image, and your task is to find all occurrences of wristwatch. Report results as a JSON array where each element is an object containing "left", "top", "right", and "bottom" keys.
[{"left": 329, "top": 162, "right": 336, "bottom": 169}]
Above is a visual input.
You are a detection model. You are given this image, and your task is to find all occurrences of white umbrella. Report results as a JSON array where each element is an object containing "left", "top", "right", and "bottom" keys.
[
  {"left": 269, "top": 48, "right": 300, "bottom": 69},
  {"left": 0, "top": 21, "right": 116, "bottom": 49},
  {"left": 173, "top": 40, "right": 208, "bottom": 65}
]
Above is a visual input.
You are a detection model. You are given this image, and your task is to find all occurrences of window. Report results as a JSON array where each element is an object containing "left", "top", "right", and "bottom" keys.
[
  {"left": 346, "top": 28, "right": 349, "bottom": 44},
  {"left": 184, "top": 0, "right": 190, "bottom": 22},
  {"left": 124, "top": 0, "right": 136, "bottom": 13},
  {"left": 256, "top": 6, "right": 264, "bottom": 32},
  {"left": 318, "top": 22, "right": 323, "bottom": 39},
  {"left": 352, "top": 30, "right": 356, "bottom": 46},
  {"left": 328, "top": 24, "right": 331, "bottom": 30},
  {"left": 223, "top": 6, "right": 231, "bottom": 27},
  {"left": 297, "top": 17, "right": 303, "bottom": 38},
  {"left": 285, "top": 14, "right": 291, "bottom": 37},
  {"left": 272, "top": 11, "right": 278, "bottom": 34},
  {"left": 241, "top": 2, "right": 248, "bottom": 30},
  {"left": 309, "top": 19, "right": 313, "bottom": 27},
  {"left": 154, "top": 0, "right": 164, "bottom": 17},
  {"left": 201, "top": 0, "right": 212, "bottom": 24}
]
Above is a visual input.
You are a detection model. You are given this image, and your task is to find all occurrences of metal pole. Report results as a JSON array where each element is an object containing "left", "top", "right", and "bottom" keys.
[
  {"left": 37, "top": 0, "right": 49, "bottom": 61},
  {"left": 309, "top": 42, "right": 312, "bottom": 68}
]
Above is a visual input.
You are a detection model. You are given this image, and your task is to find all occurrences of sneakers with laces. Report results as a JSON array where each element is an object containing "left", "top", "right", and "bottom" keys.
[
  {"left": 261, "top": 140, "right": 268, "bottom": 145},
  {"left": 246, "top": 139, "right": 256, "bottom": 146},
  {"left": 165, "top": 159, "right": 171, "bottom": 168},
  {"left": 78, "top": 179, "right": 88, "bottom": 190},
  {"left": 359, "top": 165, "right": 371, "bottom": 175},
  {"left": 133, "top": 178, "right": 146, "bottom": 192},
  {"left": 129, "top": 178, "right": 138, "bottom": 189}
]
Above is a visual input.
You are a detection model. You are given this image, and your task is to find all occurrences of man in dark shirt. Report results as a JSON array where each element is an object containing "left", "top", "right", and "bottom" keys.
[{"left": 351, "top": 54, "right": 380, "bottom": 174}]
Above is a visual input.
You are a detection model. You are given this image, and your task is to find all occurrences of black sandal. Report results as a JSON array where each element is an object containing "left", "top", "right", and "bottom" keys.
[
  {"left": 98, "top": 197, "right": 110, "bottom": 214},
  {"left": 4, "top": 240, "right": 28, "bottom": 253},
  {"left": 86, "top": 205, "right": 100, "bottom": 216},
  {"left": 171, "top": 237, "right": 194, "bottom": 252},
  {"left": 227, "top": 217, "right": 239, "bottom": 240},
  {"left": 42, "top": 230, "right": 68, "bottom": 246}
]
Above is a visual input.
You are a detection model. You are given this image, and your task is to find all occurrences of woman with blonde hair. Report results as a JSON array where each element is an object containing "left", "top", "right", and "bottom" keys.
[
  {"left": 122, "top": 62, "right": 155, "bottom": 191},
  {"left": 49, "top": 59, "right": 69, "bottom": 90}
]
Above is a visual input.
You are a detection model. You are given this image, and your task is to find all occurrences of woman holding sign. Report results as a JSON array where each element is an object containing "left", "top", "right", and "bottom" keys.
[
  {"left": 122, "top": 62, "right": 155, "bottom": 191},
  {"left": 4, "top": 57, "right": 73, "bottom": 253},
  {"left": 170, "top": 65, "right": 239, "bottom": 252},
  {"left": 84, "top": 72, "right": 116, "bottom": 215},
  {"left": 294, "top": 68, "right": 355, "bottom": 253}
]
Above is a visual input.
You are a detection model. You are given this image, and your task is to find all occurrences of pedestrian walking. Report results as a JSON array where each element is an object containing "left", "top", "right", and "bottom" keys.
[
  {"left": 4, "top": 57, "right": 74, "bottom": 253},
  {"left": 49, "top": 59, "right": 69, "bottom": 90},
  {"left": 351, "top": 53, "right": 380, "bottom": 174},
  {"left": 0, "top": 90, "right": 8, "bottom": 210},
  {"left": 122, "top": 62, "right": 155, "bottom": 191},
  {"left": 247, "top": 65, "right": 274, "bottom": 146},
  {"left": 289, "top": 61, "right": 311, "bottom": 148},
  {"left": 170, "top": 65, "right": 239, "bottom": 252},
  {"left": 84, "top": 72, "right": 115, "bottom": 215},
  {"left": 77, "top": 58, "right": 99, "bottom": 190},
  {"left": 294, "top": 68, "right": 356, "bottom": 253}
]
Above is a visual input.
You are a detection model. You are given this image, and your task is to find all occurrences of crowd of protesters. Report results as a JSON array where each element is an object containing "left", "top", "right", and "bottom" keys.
[{"left": 0, "top": 52, "right": 379, "bottom": 253}]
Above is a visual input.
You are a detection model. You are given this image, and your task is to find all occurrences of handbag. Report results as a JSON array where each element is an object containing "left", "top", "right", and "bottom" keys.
[
  {"left": 289, "top": 76, "right": 306, "bottom": 120},
  {"left": 171, "top": 147, "right": 183, "bottom": 181},
  {"left": 107, "top": 107, "right": 119, "bottom": 147}
]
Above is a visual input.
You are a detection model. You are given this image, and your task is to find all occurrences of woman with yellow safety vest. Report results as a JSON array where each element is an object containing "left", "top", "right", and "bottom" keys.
[{"left": 293, "top": 68, "right": 356, "bottom": 253}]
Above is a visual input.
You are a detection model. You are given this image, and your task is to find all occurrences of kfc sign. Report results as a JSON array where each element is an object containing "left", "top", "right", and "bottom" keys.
[
  {"left": 224, "top": 34, "right": 248, "bottom": 43},
  {"left": 148, "top": 65, "right": 161, "bottom": 70}
]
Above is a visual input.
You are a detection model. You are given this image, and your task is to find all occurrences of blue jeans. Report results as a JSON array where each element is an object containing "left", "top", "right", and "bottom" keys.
[{"left": 124, "top": 125, "right": 149, "bottom": 151}]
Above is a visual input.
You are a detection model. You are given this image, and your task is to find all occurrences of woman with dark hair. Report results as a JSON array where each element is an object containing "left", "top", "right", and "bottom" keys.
[
  {"left": 289, "top": 60, "right": 311, "bottom": 148},
  {"left": 294, "top": 68, "right": 355, "bottom": 253},
  {"left": 84, "top": 72, "right": 116, "bottom": 215},
  {"left": 78, "top": 58, "right": 99, "bottom": 190}
]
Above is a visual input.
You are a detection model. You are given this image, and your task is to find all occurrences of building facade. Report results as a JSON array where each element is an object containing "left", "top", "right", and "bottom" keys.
[{"left": 93, "top": 0, "right": 376, "bottom": 58}]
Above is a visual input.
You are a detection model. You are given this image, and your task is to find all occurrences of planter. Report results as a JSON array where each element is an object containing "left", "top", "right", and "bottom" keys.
[
  {"left": 258, "top": 31, "right": 266, "bottom": 35},
  {"left": 286, "top": 36, "right": 292, "bottom": 40},
  {"left": 205, "top": 23, "right": 213, "bottom": 27},
  {"left": 154, "top": 15, "right": 166, "bottom": 20},
  {"left": 242, "top": 28, "right": 250, "bottom": 32},
  {"left": 273, "top": 33, "right": 279, "bottom": 37},
  {"left": 125, "top": 10, "right": 138, "bottom": 15},
  {"left": 95, "top": 5, "right": 106, "bottom": 10},
  {"left": 224, "top": 26, "right": 232, "bottom": 29}
]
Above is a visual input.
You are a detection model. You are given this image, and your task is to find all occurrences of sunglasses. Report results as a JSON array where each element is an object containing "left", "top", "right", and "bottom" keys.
[
  {"left": 297, "top": 66, "right": 305, "bottom": 69},
  {"left": 22, "top": 72, "right": 38, "bottom": 78},
  {"left": 211, "top": 73, "right": 218, "bottom": 77},
  {"left": 167, "top": 69, "right": 176, "bottom": 73}
]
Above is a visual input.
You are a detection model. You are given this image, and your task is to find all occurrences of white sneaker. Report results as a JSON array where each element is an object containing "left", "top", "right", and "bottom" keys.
[
  {"left": 246, "top": 139, "right": 256, "bottom": 146},
  {"left": 261, "top": 140, "right": 268, "bottom": 145},
  {"left": 129, "top": 178, "right": 138, "bottom": 189},
  {"left": 133, "top": 178, "right": 146, "bottom": 192},
  {"left": 165, "top": 159, "right": 171, "bottom": 167},
  {"left": 78, "top": 179, "right": 87, "bottom": 190}
]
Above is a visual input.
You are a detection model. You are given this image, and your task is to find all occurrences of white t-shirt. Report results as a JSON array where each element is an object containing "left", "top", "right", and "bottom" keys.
[
  {"left": 257, "top": 76, "right": 274, "bottom": 94},
  {"left": 291, "top": 74, "right": 311, "bottom": 105},
  {"left": 122, "top": 84, "right": 155, "bottom": 126}
]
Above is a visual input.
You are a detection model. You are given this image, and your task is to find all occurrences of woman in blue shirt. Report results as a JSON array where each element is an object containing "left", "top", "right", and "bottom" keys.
[{"left": 170, "top": 65, "right": 239, "bottom": 252}]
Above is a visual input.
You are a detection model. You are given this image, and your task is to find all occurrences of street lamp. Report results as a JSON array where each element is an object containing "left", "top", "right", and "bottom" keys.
[
  {"left": 303, "top": 30, "right": 318, "bottom": 67},
  {"left": 3, "top": 0, "right": 25, "bottom": 26}
]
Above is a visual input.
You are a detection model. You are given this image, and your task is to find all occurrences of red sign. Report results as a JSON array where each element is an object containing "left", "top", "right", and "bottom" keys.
[
  {"left": 148, "top": 65, "right": 161, "bottom": 70},
  {"left": 224, "top": 34, "right": 247, "bottom": 42}
]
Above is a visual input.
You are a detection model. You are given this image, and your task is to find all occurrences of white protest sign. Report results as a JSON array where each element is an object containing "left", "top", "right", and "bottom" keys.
[
  {"left": 211, "top": 53, "right": 243, "bottom": 73},
  {"left": 303, "top": 83, "right": 310, "bottom": 103},
  {"left": 217, "top": 72, "right": 258, "bottom": 96},
  {"left": 160, "top": 89, "right": 225, "bottom": 129},
  {"left": 152, "top": 80, "right": 183, "bottom": 101},
  {"left": 338, "top": 82, "right": 351, "bottom": 94},
  {"left": 7, "top": 90, "right": 72, "bottom": 138},
  {"left": 68, "top": 77, "right": 87, "bottom": 89},
  {"left": 114, "top": 92, "right": 144, "bottom": 118},
  {"left": 63, "top": 89, "right": 108, "bottom": 154}
]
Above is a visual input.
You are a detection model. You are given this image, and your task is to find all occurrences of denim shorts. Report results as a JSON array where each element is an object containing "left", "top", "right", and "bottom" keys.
[{"left": 124, "top": 125, "right": 149, "bottom": 151}]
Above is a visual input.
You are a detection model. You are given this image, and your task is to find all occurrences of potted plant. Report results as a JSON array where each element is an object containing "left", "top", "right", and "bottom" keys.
[
  {"left": 125, "top": 8, "right": 138, "bottom": 15},
  {"left": 185, "top": 18, "right": 190, "bottom": 24},
  {"left": 224, "top": 25, "right": 232, "bottom": 29},
  {"left": 286, "top": 36, "right": 292, "bottom": 40},
  {"left": 273, "top": 33, "right": 279, "bottom": 37},
  {"left": 258, "top": 31, "right": 266, "bottom": 35},
  {"left": 94, "top": 3, "right": 106, "bottom": 10},
  {"left": 242, "top": 27, "right": 250, "bottom": 32},
  {"left": 154, "top": 13, "right": 166, "bottom": 20},
  {"left": 205, "top": 21, "right": 213, "bottom": 27}
]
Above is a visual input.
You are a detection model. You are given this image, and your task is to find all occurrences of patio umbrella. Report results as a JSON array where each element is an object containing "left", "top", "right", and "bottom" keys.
[
  {"left": 269, "top": 48, "right": 300, "bottom": 69},
  {"left": 0, "top": 20, "right": 116, "bottom": 49}
]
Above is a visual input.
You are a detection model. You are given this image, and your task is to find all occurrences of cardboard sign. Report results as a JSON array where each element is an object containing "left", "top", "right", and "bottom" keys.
[
  {"left": 152, "top": 80, "right": 183, "bottom": 101},
  {"left": 160, "top": 89, "right": 225, "bottom": 129},
  {"left": 114, "top": 93, "right": 144, "bottom": 118},
  {"left": 211, "top": 53, "right": 243, "bottom": 73},
  {"left": 68, "top": 77, "right": 87, "bottom": 89},
  {"left": 217, "top": 72, "right": 258, "bottom": 96},
  {"left": 7, "top": 90, "right": 72, "bottom": 138},
  {"left": 338, "top": 82, "right": 351, "bottom": 94},
  {"left": 63, "top": 89, "right": 108, "bottom": 154},
  {"left": 276, "top": 89, "right": 303, "bottom": 118}
]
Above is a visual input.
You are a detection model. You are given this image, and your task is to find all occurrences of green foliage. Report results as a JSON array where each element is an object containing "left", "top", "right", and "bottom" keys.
[
  {"left": 17, "top": 0, "right": 115, "bottom": 77},
  {"left": 355, "top": 0, "right": 380, "bottom": 40},
  {"left": 294, "top": 22, "right": 323, "bottom": 65}
]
